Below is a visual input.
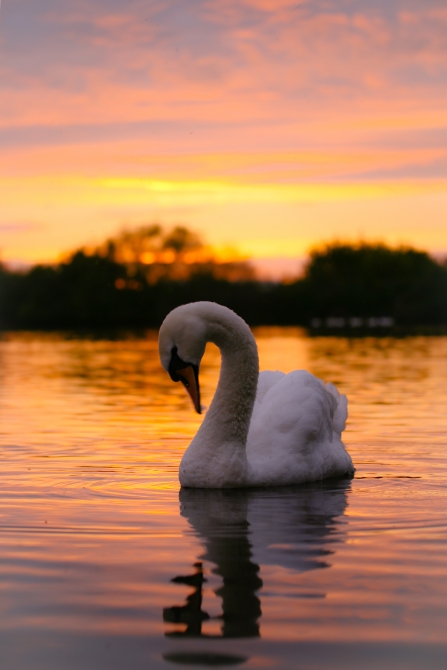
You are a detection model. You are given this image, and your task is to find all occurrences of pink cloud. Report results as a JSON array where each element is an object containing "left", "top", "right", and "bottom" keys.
[
  {"left": 2, "top": 2, "right": 446, "bottom": 131},
  {"left": 1, "top": 1, "right": 446, "bottom": 189}
]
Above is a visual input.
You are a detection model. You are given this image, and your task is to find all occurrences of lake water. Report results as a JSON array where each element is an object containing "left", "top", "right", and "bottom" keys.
[{"left": 0, "top": 330, "right": 446, "bottom": 670}]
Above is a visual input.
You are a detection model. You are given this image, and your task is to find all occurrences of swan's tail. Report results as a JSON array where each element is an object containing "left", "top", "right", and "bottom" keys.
[{"left": 323, "top": 382, "right": 348, "bottom": 436}]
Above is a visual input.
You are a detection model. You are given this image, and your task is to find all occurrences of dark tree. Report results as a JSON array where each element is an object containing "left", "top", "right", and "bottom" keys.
[{"left": 300, "top": 243, "right": 447, "bottom": 325}]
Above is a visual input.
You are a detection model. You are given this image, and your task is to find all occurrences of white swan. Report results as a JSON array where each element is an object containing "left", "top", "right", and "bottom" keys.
[{"left": 159, "top": 301, "right": 354, "bottom": 488}]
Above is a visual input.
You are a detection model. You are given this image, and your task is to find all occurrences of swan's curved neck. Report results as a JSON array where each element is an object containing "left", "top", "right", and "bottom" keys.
[
  {"left": 180, "top": 304, "right": 259, "bottom": 487},
  {"left": 202, "top": 310, "right": 259, "bottom": 446}
]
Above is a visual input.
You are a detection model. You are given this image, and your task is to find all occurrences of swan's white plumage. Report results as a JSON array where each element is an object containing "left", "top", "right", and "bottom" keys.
[{"left": 159, "top": 301, "right": 354, "bottom": 488}]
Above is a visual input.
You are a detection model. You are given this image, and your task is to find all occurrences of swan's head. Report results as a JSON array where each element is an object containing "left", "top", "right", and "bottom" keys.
[{"left": 158, "top": 304, "right": 207, "bottom": 414}]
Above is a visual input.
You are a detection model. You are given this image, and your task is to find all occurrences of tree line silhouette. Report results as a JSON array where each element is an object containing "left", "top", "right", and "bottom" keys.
[{"left": 1, "top": 225, "right": 446, "bottom": 330}]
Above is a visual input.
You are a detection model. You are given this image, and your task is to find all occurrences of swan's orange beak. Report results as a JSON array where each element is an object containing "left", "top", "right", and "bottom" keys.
[{"left": 177, "top": 365, "right": 201, "bottom": 414}]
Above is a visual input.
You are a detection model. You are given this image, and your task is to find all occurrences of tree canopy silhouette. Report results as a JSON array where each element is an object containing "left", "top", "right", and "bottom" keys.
[
  {"left": 0, "top": 232, "right": 446, "bottom": 330},
  {"left": 302, "top": 242, "right": 447, "bottom": 325},
  {"left": 93, "top": 225, "right": 255, "bottom": 284}
]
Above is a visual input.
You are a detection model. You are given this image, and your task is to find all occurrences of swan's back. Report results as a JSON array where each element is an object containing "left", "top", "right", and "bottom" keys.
[{"left": 247, "top": 370, "right": 353, "bottom": 486}]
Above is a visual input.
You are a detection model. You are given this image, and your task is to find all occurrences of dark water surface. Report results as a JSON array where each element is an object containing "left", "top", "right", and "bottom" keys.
[{"left": 0, "top": 331, "right": 446, "bottom": 669}]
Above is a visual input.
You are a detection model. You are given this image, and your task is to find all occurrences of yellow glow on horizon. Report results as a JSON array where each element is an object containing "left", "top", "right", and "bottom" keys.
[
  {"left": 102, "top": 177, "right": 447, "bottom": 205},
  {"left": 1, "top": 174, "right": 446, "bottom": 265},
  {"left": 3, "top": 174, "right": 445, "bottom": 219}
]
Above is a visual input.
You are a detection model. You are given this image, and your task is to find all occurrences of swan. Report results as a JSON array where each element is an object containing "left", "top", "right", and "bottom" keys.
[{"left": 158, "top": 301, "right": 354, "bottom": 488}]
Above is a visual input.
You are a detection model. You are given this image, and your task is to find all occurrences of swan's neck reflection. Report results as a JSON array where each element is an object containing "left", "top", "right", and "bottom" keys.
[
  {"left": 164, "top": 480, "right": 351, "bottom": 639},
  {"left": 204, "top": 507, "right": 262, "bottom": 638}
]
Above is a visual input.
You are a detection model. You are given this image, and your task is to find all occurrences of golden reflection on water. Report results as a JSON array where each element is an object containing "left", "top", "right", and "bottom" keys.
[{"left": 0, "top": 330, "right": 447, "bottom": 669}]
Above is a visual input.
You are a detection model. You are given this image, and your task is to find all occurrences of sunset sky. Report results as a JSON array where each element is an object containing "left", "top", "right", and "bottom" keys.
[{"left": 1, "top": 0, "right": 446, "bottom": 276}]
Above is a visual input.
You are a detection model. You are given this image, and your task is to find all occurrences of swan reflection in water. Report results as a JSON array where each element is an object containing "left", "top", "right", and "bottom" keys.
[{"left": 163, "top": 477, "right": 351, "bottom": 639}]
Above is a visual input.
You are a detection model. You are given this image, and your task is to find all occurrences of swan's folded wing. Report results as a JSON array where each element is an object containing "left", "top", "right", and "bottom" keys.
[
  {"left": 253, "top": 370, "right": 336, "bottom": 447},
  {"left": 247, "top": 370, "right": 352, "bottom": 484},
  {"left": 254, "top": 370, "right": 285, "bottom": 405}
]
